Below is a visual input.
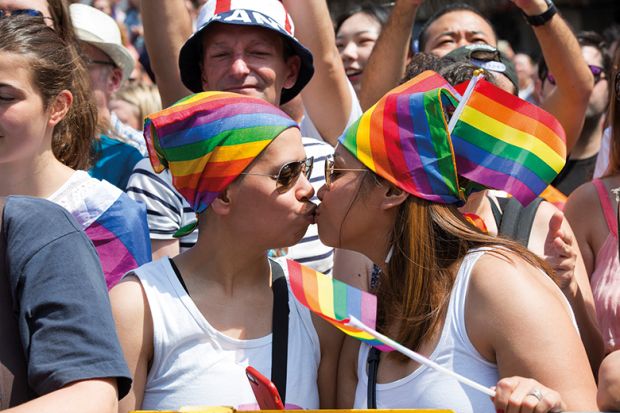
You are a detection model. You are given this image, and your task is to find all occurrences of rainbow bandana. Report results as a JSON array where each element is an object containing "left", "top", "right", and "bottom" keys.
[
  {"left": 340, "top": 71, "right": 465, "bottom": 204},
  {"left": 339, "top": 71, "right": 567, "bottom": 206},
  {"left": 143, "top": 91, "right": 298, "bottom": 218}
]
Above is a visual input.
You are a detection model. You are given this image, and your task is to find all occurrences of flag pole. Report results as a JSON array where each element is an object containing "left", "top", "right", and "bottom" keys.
[
  {"left": 347, "top": 315, "right": 496, "bottom": 398},
  {"left": 447, "top": 71, "right": 485, "bottom": 134}
]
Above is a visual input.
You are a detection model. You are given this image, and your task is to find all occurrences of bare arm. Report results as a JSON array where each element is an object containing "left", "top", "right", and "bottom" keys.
[
  {"left": 109, "top": 276, "right": 154, "bottom": 413},
  {"left": 336, "top": 337, "right": 360, "bottom": 408},
  {"left": 359, "top": 0, "right": 423, "bottom": 110},
  {"left": 140, "top": 0, "right": 192, "bottom": 107},
  {"left": 512, "top": 0, "right": 593, "bottom": 152},
  {"left": 332, "top": 248, "right": 373, "bottom": 291},
  {"left": 283, "top": 0, "right": 352, "bottom": 144},
  {"left": 468, "top": 253, "right": 598, "bottom": 411},
  {"left": 534, "top": 202, "right": 604, "bottom": 374},
  {"left": 5, "top": 379, "right": 118, "bottom": 413},
  {"left": 151, "top": 238, "right": 180, "bottom": 260}
]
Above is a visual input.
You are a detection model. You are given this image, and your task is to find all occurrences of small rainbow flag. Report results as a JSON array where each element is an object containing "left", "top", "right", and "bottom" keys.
[
  {"left": 450, "top": 78, "right": 567, "bottom": 206},
  {"left": 286, "top": 259, "right": 392, "bottom": 351}
]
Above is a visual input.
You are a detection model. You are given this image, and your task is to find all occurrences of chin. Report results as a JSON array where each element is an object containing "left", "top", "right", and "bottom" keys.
[{"left": 317, "top": 225, "right": 339, "bottom": 249}]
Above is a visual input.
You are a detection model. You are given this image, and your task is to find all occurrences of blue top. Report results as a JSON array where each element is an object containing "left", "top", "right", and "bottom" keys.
[{"left": 89, "top": 134, "right": 144, "bottom": 190}]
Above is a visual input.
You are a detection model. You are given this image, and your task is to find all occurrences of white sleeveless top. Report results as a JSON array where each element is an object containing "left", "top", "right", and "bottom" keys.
[
  {"left": 353, "top": 249, "right": 499, "bottom": 413},
  {"left": 133, "top": 257, "right": 321, "bottom": 410}
]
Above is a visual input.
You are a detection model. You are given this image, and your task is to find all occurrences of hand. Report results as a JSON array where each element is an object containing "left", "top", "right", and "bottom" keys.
[
  {"left": 493, "top": 376, "right": 565, "bottom": 413},
  {"left": 543, "top": 211, "right": 577, "bottom": 292},
  {"left": 510, "top": 0, "right": 551, "bottom": 15}
]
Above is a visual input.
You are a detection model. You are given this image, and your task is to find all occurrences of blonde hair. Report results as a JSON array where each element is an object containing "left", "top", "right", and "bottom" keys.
[{"left": 114, "top": 83, "right": 162, "bottom": 130}]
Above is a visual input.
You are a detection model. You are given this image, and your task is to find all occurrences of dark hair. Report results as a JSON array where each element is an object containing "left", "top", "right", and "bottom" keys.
[
  {"left": 417, "top": 3, "right": 496, "bottom": 53},
  {"left": 604, "top": 47, "right": 620, "bottom": 177},
  {"left": 48, "top": 0, "right": 78, "bottom": 44},
  {"left": 0, "top": 16, "right": 97, "bottom": 170},
  {"left": 401, "top": 53, "right": 442, "bottom": 84},
  {"left": 335, "top": 2, "right": 391, "bottom": 35},
  {"left": 538, "top": 30, "right": 611, "bottom": 83}
]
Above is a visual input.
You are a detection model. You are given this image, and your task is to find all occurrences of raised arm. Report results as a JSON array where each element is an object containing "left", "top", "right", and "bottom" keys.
[
  {"left": 359, "top": 0, "right": 422, "bottom": 110},
  {"left": 512, "top": 0, "right": 593, "bottom": 152},
  {"left": 283, "top": 0, "right": 353, "bottom": 144},
  {"left": 140, "top": 0, "right": 193, "bottom": 107}
]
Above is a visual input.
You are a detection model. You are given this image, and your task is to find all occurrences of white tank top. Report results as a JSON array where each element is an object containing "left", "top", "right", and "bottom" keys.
[
  {"left": 353, "top": 249, "right": 499, "bottom": 413},
  {"left": 133, "top": 257, "right": 321, "bottom": 410}
]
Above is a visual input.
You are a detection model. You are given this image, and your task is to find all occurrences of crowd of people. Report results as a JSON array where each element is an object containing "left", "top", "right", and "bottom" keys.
[{"left": 1, "top": 0, "right": 620, "bottom": 412}]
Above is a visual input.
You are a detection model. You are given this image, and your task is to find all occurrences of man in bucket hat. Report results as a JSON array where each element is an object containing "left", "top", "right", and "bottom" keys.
[
  {"left": 128, "top": 0, "right": 358, "bottom": 272},
  {"left": 70, "top": 3, "right": 144, "bottom": 189}
]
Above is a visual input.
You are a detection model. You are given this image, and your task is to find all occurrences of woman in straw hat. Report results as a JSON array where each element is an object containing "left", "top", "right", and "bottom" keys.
[
  {"left": 315, "top": 74, "right": 597, "bottom": 412},
  {"left": 110, "top": 91, "right": 342, "bottom": 412}
]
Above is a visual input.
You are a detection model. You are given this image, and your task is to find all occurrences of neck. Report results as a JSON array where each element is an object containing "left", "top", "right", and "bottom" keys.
[
  {"left": 174, "top": 219, "right": 272, "bottom": 295},
  {"left": 570, "top": 115, "right": 605, "bottom": 160},
  {"left": 0, "top": 151, "right": 74, "bottom": 198}
]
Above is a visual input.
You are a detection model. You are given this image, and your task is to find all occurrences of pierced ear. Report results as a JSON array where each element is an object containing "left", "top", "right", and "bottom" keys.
[
  {"left": 282, "top": 55, "right": 301, "bottom": 90},
  {"left": 210, "top": 189, "right": 231, "bottom": 215},
  {"left": 381, "top": 184, "right": 408, "bottom": 211},
  {"left": 48, "top": 90, "right": 73, "bottom": 127}
]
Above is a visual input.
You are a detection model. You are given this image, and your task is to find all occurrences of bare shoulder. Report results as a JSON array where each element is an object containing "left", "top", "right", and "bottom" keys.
[
  {"left": 109, "top": 274, "right": 153, "bottom": 343},
  {"left": 565, "top": 181, "right": 600, "bottom": 216}
]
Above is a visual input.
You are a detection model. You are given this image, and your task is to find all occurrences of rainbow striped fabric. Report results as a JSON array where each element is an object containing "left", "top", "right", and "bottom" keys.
[
  {"left": 286, "top": 259, "right": 392, "bottom": 351},
  {"left": 339, "top": 72, "right": 465, "bottom": 204},
  {"left": 143, "top": 91, "right": 298, "bottom": 214},
  {"left": 451, "top": 79, "right": 567, "bottom": 206}
]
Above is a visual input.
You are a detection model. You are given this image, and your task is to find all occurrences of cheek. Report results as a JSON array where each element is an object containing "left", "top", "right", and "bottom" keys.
[{"left": 356, "top": 43, "right": 376, "bottom": 66}]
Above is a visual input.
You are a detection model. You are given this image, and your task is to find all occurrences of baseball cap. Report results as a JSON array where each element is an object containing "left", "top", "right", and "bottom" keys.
[
  {"left": 178, "top": 0, "right": 314, "bottom": 105},
  {"left": 443, "top": 44, "right": 518, "bottom": 93}
]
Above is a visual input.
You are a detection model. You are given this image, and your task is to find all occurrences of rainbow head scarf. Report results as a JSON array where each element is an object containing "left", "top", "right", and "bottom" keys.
[
  {"left": 143, "top": 91, "right": 298, "bottom": 234},
  {"left": 340, "top": 71, "right": 466, "bottom": 205}
]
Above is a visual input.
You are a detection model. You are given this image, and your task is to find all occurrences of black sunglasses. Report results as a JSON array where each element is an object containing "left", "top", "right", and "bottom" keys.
[
  {"left": 81, "top": 55, "right": 117, "bottom": 68},
  {"left": 547, "top": 64, "right": 606, "bottom": 86},
  {"left": 0, "top": 8, "right": 42, "bottom": 17},
  {"left": 241, "top": 157, "right": 314, "bottom": 193}
]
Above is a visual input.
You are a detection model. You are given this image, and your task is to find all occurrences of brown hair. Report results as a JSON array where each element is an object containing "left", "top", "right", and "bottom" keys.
[
  {"left": 47, "top": 0, "right": 78, "bottom": 44},
  {"left": 375, "top": 190, "right": 551, "bottom": 361},
  {"left": 605, "top": 47, "right": 620, "bottom": 177},
  {"left": 0, "top": 16, "right": 97, "bottom": 170}
]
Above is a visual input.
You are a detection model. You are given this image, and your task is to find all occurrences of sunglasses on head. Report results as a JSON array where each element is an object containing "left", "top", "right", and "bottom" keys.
[
  {"left": 0, "top": 8, "right": 43, "bottom": 17},
  {"left": 547, "top": 64, "right": 606, "bottom": 86},
  {"left": 324, "top": 154, "right": 367, "bottom": 187},
  {"left": 241, "top": 157, "right": 314, "bottom": 193}
]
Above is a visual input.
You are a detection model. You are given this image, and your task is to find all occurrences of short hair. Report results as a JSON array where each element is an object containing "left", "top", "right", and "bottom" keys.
[
  {"left": 538, "top": 30, "right": 611, "bottom": 83},
  {"left": 335, "top": 2, "right": 391, "bottom": 35},
  {"left": 417, "top": 3, "right": 496, "bottom": 53}
]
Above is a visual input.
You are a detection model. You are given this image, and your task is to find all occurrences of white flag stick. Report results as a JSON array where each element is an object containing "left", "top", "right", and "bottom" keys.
[
  {"left": 447, "top": 73, "right": 484, "bottom": 134},
  {"left": 347, "top": 315, "right": 496, "bottom": 398}
]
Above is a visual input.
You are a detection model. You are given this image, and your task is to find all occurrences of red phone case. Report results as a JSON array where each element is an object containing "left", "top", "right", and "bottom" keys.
[{"left": 245, "top": 365, "right": 285, "bottom": 410}]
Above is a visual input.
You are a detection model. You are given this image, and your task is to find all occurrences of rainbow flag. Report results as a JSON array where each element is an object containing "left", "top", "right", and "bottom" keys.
[
  {"left": 540, "top": 185, "right": 567, "bottom": 210},
  {"left": 340, "top": 76, "right": 465, "bottom": 205},
  {"left": 286, "top": 259, "right": 392, "bottom": 351},
  {"left": 450, "top": 79, "right": 567, "bottom": 206}
]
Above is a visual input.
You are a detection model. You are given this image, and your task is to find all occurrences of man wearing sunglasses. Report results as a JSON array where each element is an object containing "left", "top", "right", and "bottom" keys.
[{"left": 540, "top": 31, "right": 611, "bottom": 195}]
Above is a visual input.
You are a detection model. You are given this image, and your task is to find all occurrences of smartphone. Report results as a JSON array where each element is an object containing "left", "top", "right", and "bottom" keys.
[{"left": 245, "top": 365, "right": 285, "bottom": 410}]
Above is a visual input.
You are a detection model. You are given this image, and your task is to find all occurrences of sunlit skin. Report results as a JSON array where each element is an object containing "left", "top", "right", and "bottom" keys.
[
  {"left": 336, "top": 12, "right": 382, "bottom": 96},
  {"left": 422, "top": 10, "right": 496, "bottom": 57},
  {"left": 200, "top": 23, "right": 300, "bottom": 105}
]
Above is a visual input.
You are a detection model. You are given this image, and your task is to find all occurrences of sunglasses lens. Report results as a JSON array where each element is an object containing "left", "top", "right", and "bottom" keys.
[
  {"left": 14, "top": 9, "right": 43, "bottom": 17},
  {"left": 276, "top": 161, "right": 304, "bottom": 192}
]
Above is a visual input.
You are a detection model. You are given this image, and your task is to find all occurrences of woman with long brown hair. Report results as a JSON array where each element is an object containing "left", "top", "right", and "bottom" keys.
[
  {"left": 316, "top": 74, "right": 597, "bottom": 412},
  {"left": 0, "top": 16, "right": 150, "bottom": 288}
]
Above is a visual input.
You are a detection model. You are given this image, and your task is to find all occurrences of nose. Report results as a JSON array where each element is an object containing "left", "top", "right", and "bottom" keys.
[
  {"left": 230, "top": 54, "right": 251, "bottom": 78},
  {"left": 340, "top": 41, "right": 358, "bottom": 61},
  {"left": 296, "top": 171, "right": 315, "bottom": 201}
]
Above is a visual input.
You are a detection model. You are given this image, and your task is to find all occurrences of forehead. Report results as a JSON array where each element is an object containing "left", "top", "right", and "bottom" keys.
[
  {"left": 202, "top": 23, "right": 285, "bottom": 48},
  {"left": 581, "top": 45, "right": 604, "bottom": 66},
  {"left": 0, "top": 51, "right": 37, "bottom": 88},
  {"left": 427, "top": 10, "right": 496, "bottom": 41},
  {"left": 0, "top": 0, "right": 47, "bottom": 10},
  {"left": 337, "top": 12, "right": 381, "bottom": 37},
  {"left": 253, "top": 127, "right": 304, "bottom": 166}
]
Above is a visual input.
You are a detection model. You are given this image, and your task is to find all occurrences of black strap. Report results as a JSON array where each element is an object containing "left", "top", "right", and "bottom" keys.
[
  {"left": 269, "top": 259, "right": 289, "bottom": 404},
  {"left": 169, "top": 258, "right": 289, "bottom": 403},
  {"left": 366, "top": 347, "right": 381, "bottom": 408},
  {"left": 492, "top": 196, "right": 543, "bottom": 247}
]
